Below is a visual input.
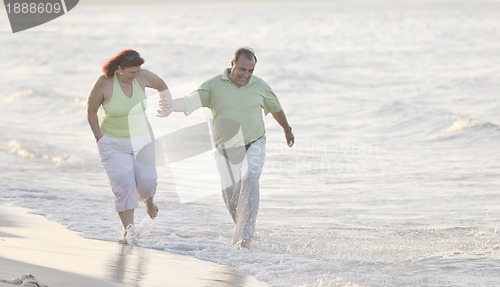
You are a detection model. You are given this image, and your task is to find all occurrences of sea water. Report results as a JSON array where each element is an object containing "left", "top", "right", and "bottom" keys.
[{"left": 1, "top": 1, "right": 500, "bottom": 286}]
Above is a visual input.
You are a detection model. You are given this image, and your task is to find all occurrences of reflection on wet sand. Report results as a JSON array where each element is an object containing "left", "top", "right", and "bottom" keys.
[
  {"left": 106, "top": 243, "right": 266, "bottom": 287},
  {"left": 0, "top": 201, "right": 268, "bottom": 287}
]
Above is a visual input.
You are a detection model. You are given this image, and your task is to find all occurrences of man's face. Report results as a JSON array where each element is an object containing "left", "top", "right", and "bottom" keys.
[{"left": 229, "top": 56, "right": 256, "bottom": 87}]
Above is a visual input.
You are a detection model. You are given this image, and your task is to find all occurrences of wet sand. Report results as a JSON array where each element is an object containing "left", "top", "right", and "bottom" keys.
[{"left": 0, "top": 200, "right": 268, "bottom": 287}]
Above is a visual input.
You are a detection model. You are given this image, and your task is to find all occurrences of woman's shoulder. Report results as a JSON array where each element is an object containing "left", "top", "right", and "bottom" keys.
[
  {"left": 91, "top": 75, "right": 113, "bottom": 95},
  {"left": 94, "top": 74, "right": 113, "bottom": 85}
]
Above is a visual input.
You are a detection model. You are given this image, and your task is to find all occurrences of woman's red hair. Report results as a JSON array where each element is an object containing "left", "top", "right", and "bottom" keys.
[{"left": 102, "top": 49, "right": 145, "bottom": 78}]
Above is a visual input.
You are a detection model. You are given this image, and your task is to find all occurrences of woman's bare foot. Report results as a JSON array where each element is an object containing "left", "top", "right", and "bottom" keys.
[
  {"left": 145, "top": 197, "right": 158, "bottom": 219},
  {"left": 118, "top": 224, "right": 135, "bottom": 245}
]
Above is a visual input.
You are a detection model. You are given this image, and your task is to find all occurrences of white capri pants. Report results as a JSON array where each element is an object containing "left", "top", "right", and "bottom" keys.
[
  {"left": 97, "top": 133, "right": 157, "bottom": 212},
  {"left": 215, "top": 138, "right": 266, "bottom": 244}
]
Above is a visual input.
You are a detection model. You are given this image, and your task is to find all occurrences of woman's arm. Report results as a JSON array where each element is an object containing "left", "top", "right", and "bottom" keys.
[
  {"left": 142, "top": 69, "right": 170, "bottom": 96},
  {"left": 140, "top": 69, "right": 179, "bottom": 117},
  {"left": 87, "top": 77, "right": 106, "bottom": 142}
]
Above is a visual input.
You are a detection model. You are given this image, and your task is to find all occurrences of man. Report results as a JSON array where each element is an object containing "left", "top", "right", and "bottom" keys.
[{"left": 159, "top": 47, "right": 294, "bottom": 248}]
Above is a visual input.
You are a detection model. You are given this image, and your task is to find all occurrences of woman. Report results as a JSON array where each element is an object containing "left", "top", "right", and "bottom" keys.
[{"left": 87, "top": 49, "right": 172, "bottom": 243}]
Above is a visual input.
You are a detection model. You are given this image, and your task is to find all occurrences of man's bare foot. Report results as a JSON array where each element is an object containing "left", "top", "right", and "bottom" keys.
[
  {"left": 236, "top": 239, "right": 252, "bottom": 249},
  {"left": 145, "top": 197, "right": 158, "bottom": 219}
]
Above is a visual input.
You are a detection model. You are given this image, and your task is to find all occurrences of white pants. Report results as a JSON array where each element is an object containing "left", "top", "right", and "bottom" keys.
[
  {"left": 215, "top": 138, "right": 266, "bottom": 244},
  {"left": 97, "top": 133, "right": 157, "bottom": 212}
]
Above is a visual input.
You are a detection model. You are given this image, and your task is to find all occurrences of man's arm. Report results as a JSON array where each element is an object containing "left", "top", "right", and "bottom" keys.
[
  {"left": 157, "top": 97, "right": 189, "bottom": 117},
  {"left": 157, "top": 84, "right": 209, "bottom": 117},
  {"left": 272, "top": 110, "right": 294, "bottom": 147}
]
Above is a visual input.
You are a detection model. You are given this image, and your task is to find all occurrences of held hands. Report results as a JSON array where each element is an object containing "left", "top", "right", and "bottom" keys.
[{"left": 157, "top": 96, "right": 174, "bottom": 118}]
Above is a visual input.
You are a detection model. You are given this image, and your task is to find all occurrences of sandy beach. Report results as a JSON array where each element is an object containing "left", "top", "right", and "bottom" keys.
[{"left": 0, "top": 200, "right": 268, "bottom": 287}]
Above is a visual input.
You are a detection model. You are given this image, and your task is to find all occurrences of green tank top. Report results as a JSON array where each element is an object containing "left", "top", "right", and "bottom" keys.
[{"left": 100, "top": 75, "right": 150, "bottom": 138}]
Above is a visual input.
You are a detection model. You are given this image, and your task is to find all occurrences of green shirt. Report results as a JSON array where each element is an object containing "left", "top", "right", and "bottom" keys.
[
  {"left": 184, "top": 69, "right": 282, "bottom": 147},
  {"left": 100, "top": 76, "right": 150, "bottom": 138}
]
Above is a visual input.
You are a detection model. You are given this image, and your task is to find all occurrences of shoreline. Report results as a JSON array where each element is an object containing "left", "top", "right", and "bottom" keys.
[{"left": 0, "top": 199, "right": 268, "bottom": 287}]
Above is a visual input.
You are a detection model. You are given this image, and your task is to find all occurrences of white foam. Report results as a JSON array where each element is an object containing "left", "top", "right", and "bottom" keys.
[{"left": 446, "top": 119, "right": 478, "bottom": 132}]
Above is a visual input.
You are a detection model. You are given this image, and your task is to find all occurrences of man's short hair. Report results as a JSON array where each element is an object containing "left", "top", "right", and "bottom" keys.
[{"left": 231, "top": 47, "right": 257, "bottom": 65}]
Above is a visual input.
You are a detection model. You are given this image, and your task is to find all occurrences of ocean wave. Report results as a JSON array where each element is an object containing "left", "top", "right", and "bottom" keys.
[
  {"left": 4, "top": 89, "right": 85, "bottom": 108},
  {"left": 2, "top": 88, "right": 88, "bottom": 133},
  {"left": 446, "top": 119, "right": 499, "bottom": 133},
  {"left": 372, "top": 100, "right": 449, "bottom": 140},
  {"left": 374, "top": 100, "right": 500, "bottom": 143},
  {"left": 4, "top": 90, "right": 37, "bottom": 103},
  {"left": 425, "top": 118, "right": 500, "bottom": 144},
  {"left": 7, "top": 140, "right": 71, "bottom": 165},
  {"left": 73, "top": 97, "right": 87, "bottom": 108}
]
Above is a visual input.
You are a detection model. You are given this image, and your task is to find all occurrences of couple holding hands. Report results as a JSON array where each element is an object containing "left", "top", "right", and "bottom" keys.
[{"left": 87, "top": 48, "right": 294, "bottom": 248}]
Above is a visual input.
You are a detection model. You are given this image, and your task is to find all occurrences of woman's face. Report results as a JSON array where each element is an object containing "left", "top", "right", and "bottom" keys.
[{"left": 117, "top": 65, "right": 141, "bottom": 83}]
